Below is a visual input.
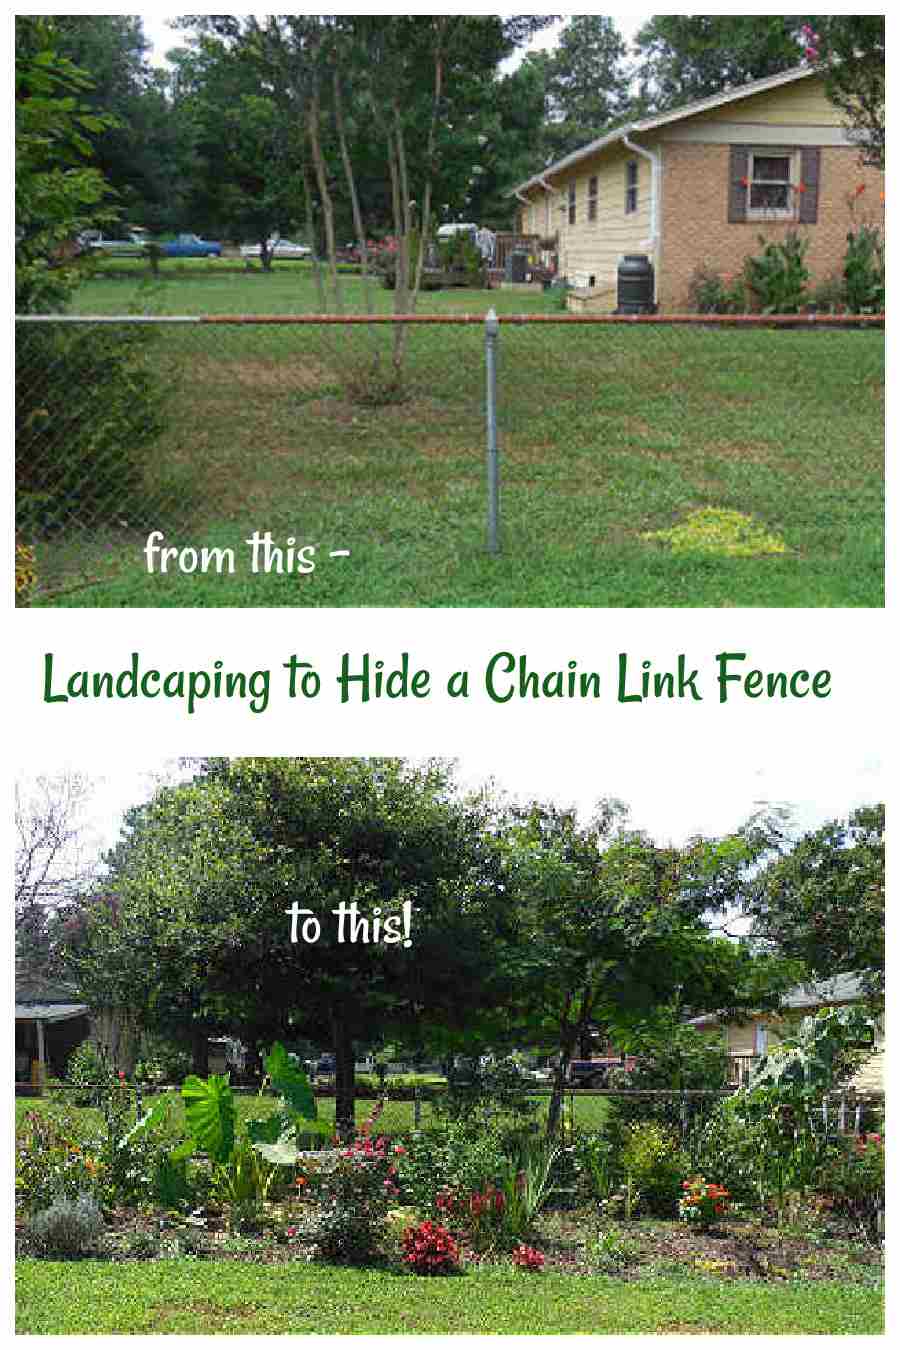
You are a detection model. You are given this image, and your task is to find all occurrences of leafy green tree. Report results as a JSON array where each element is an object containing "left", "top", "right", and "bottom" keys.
[
  {"left": 58, "top": 759, "right": 517, "bottom": 1136},
  {"left": 500, "top": 802, "right": 783, "bottom": 1137},
  {"left": 742, "top": 805, "right": 885, "bottom": 1003},
  {"left": 633, "top": 16, "right": 815, "bottom": 114},
  {"left": 48, "top": 16, "right": 189, "bottom": 233},
  {"left": 542, "top": 17, "right": 632, "bottom": 160},
  {"left": 807, "top": 18, "right": 885, "bottom": 167},
  {"left": 15, "top": 16, "right": 115, "bottom": 311}
]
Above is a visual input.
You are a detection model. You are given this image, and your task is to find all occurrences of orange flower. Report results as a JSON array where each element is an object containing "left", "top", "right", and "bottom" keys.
[{"left": 855, "top": 183, "right": 867, "bottom": 197}]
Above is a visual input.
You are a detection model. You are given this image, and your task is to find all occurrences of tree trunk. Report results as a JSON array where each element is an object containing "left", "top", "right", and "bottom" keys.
[
  {"left": 333, "top": 1014, "right": 355, "bottom": 1140},
  {"left": 191, "top": 1022, "right": 209, "bottom": 1077},
  {"left": 547, "top": 1028, "right": 578, "bottom": 1141}
]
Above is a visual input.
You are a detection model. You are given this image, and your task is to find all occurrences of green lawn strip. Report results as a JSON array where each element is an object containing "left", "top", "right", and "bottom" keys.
[
  {"left": 15, "top": 1091, "right": 609, "bottom": 1137},
  {"left": 26, "top": 276, "right": 883, "bottom": 607},
  {"left": 15, "top": 1259, "right": 884, "bottom": 1335}
]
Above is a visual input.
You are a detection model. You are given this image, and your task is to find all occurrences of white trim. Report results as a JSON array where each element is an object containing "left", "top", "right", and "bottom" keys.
[
  {"left": 663, "top": 122, "right": 854, "bottom": 147},
  {"left": 512, "top": 64, "right": 820, "bottom": 197},
  {"left": 632, "top": 64, "right": 818, "bottom": 135}
]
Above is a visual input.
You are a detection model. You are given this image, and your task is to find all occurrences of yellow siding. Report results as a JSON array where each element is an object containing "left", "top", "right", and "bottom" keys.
[
  {"left": 561, "top": 146, "right": 653, "bottom": 290},
  {"left": 695, "top": 74, "right": 843, "bottom": 127}
]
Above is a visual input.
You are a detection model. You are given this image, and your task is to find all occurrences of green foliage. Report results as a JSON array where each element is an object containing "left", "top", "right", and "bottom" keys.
[
  {"left": 812, "top": 18, "right": 884, "bottom": 169},
  {"left": 16, "top": 1109, "right": 102, "bottom": 1215},
  {"left": 619, "top": 1121, "right": 687, "bottom": 1217},
  {"left": 844, "top": 224, "right": 885, "bottom": 314},
  {"left": 634, "top": 17, "right": 816, "bottom": 114},
  {"left": 15, "top": 16, "right": 116, "bottom": 313},
  {"left": 743, "top": 805, "right": 885, "bottom": 1003},
  {"left": 305, "top": 1134, "right": 405, "bottom": 1264},
  {"left": 16, "top": 322, "right": 167, "bottom": 537},
  {"left": 693, "top": 1006, "right": 879, "bottom": 1217},
  {"left": 25, "top": 1193, "right": 104, "bottom": 1257},
  {"left": 687, "top": 266, "right": 746, "bottom": 315},
  {"left": 743, "top": 231, "right": 810, "bottom": 314},
  {"left": 816, "top": 1134, "right": 884, "bottom": 1237},
  {"left": 175, "top": 1074, "right": 235, "bottom": 1167},
  {"left": 65, "top": 1040, "right": 119, "bottom": 1107}
]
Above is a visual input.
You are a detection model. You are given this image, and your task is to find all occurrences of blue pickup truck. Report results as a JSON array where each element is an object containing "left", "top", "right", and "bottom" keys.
[{"left": 161, "top": 233, "right": 222, "bottom": 259}]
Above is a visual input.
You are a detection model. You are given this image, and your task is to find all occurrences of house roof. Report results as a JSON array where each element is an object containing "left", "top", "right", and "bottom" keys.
[
  {"left": 512, "top": 63, "right": 819, "bottom": 196},
  {"left": 687, "top": 973, "right": 869, "bottom": 1027},
  {"left": 15, "top": 1002, "right": 88, "bottom": 1023}
]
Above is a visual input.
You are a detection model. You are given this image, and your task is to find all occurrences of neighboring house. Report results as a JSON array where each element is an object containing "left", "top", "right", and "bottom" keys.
[
  {"left": 511, "top": 65, "right": 885, "bottom": 312},
  {"left": 15, "top": 965, "right": 90, "bottom": 1090},
  {"left": 688, "top": 972, "right": 884, "bottom": 1091}
]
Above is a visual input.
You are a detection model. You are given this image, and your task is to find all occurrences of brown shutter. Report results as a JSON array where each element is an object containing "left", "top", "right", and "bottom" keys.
[
  {"left": 799, "top": 147, "right": 821, "bottom": 224},
  {"left": 728, "top": 146, "right": 750, "bottom": 223}
]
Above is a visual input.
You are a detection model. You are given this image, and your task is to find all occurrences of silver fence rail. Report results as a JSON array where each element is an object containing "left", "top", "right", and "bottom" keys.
[{"left": 15, "top": 310, "right": 885, "bottom": 601}]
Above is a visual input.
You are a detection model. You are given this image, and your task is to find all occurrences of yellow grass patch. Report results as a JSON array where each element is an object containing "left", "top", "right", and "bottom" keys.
[{"left": 642, "top": 508, "right": 787, "bottom": 558}]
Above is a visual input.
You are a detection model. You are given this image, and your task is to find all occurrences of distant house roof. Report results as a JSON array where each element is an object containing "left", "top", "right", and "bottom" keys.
[
  {"left": 512, "top": 63, "right": 820, "bottom": 196},
  {"left": 15, "top": 961, "right": 87, "bottom": 1020},
  {"left": 15, "top": 1002, "right": 88, "bottom": 1023},
  {"left": 688, "top": 973, "right": 868, "bottom": 1028}
]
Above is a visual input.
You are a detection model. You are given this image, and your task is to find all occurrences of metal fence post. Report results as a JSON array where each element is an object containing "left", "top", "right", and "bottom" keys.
[{"left": 485, "top": 308, "right": 500, "bottom": 554}]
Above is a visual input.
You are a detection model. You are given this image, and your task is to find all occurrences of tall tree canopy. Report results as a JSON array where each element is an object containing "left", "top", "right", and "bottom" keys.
[
  {"left": 59, "top": 758, "right": 519, "bottom": 1133},
  {"left": 542, "top": 17, "right": 632, "bottom": 161},
  {"left": 633, "top": 16, "right": 815, "bottom": 114},
  {"left": 808, "top": 17, "right": 885, "bottom": 168},
  {"left": 742, "top": 804, "right": 885, "bottom": 1004}
]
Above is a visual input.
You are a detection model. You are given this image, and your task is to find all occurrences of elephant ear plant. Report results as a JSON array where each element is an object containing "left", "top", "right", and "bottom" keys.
[{"left": 171, "top": 1044, "right": 323, "bottom": 1228}]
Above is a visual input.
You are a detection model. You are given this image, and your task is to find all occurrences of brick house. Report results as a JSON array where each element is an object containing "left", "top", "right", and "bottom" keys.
[{"left": 511, "top": 65, "right": 884, "bottom": 312}]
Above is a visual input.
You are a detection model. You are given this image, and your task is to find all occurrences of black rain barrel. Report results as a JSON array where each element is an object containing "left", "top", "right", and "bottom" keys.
[
  {"left": 616, "top": 254, "right": 657, "bottom": 314},
  {"left": 506, "top": 250, "right": 528, "bottom": 284}
]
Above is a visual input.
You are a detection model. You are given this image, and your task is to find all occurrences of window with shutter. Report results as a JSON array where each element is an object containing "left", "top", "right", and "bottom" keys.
[{"left": 728, "top": 145, "right": 820, "bottom": 224}]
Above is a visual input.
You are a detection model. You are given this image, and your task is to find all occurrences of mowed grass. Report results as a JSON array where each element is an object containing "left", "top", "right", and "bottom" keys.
[
  {"left": 15, "top": 1089, "right": 610, "bottom": 1136},
  {"left": 30, "top": 266, "right": 884, "bottom": 608},
  {"left": 15, "top": 1258, "right": 884, "bottom": 1335}
]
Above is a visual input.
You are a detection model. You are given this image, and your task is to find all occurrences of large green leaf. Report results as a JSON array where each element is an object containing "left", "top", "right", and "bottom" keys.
[
  {"left": 264, "top": 1042, "right": 317, "bottom": 1121},
  {"left": 175, "top": 1073, "right": 236, "bottom": 1166},
  {"left": 120, "top": 1093, "right": 172, "bottom": 1149}
]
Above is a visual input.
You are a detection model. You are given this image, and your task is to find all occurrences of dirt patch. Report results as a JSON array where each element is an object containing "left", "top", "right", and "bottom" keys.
[{"left": 193, "top": 356, "right": 336, "bottom": 395}]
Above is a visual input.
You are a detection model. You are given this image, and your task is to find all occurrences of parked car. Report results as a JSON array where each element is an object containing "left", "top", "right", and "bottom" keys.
[
  {"left": 240, "top": 238, "right": 312, "bottom": 260},
  {"left": 162, "top": 233, "right": 222, "bottom": 258},
  {"left": 567, "top": 1057, "right": 637, "bottom": 1088},
  {"left": 79, "top": 229, "right": 148, "bottom": 257}
]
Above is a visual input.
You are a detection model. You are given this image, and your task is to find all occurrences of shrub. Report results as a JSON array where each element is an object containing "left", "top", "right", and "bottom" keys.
[
  {"left": 308, "top": 1134, "right": 405, "bottom": 1264},
  {"left": 402, "top": 1220, "right": 461, "bottom": 1275},
  {"left": 15, "top": 322, "right": 166, "bottom": 537},
  {"left": 619, "top": 1121, "right": 687, "bottom": 1217},
  {"left": 511, "top": 1244, "right": 545, "bottom": 1271},
  {"left": 679, "top": 1177, "right": 732, "bottom": 1229},
  {"left": 16, "top": 1110, "right": 102, "bottom": 1215},
  {"left": 809, "top": 271, "right": 847, "bottom": 314},
  {"left": 125, "top": 1229, "right": 161, "bottom": 1259},
  {"left": 743, "top": 231, "right": 810, "bottom": 313},
  {"left": 844, "top": 224, "right": 885, "bottom": 313},
  {"left": 65, "top": 1039, "right": 119, "bottom": 1107},
  {"left": 687, "top": 266, "right": 746, "bottom": 314},
  {"left": 397, "top": 1122, "right": 513, "bottom": 1221},
  {"left": 25, "top": 1193, "right": 103, "bottom": 1257},
  {"left": 815, "top": 1133, "right": 884, "bottom": 1236}
]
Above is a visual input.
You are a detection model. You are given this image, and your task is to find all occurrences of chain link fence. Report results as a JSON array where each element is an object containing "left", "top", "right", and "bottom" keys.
[{"left": 16, "top": 311, "right": 884, "bottom": 603}]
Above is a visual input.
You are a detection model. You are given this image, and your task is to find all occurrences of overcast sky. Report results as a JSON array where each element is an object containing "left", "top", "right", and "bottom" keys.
[
  {"left": 16, "top": 748, "right": 884, "bottom": 879},
  {"left": 140, "top": 15, "right": 652, "bottom": 69}
]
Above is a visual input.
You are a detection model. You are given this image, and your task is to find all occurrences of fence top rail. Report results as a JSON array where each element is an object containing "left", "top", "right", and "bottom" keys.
[{"left": 15, "top": 312, "right": 886, "bottom": 328}]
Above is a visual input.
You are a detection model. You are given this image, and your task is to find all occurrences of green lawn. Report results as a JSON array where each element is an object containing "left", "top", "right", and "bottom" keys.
[
  {"left": 23, "top": 266, "right": 884, "bottom": 607},
  {"left": 15, "top": 1089, "right": 609, "bottom": 1136},
  {"left": 15, "top": 1258, "right": 883, "bottom": 1334}
]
